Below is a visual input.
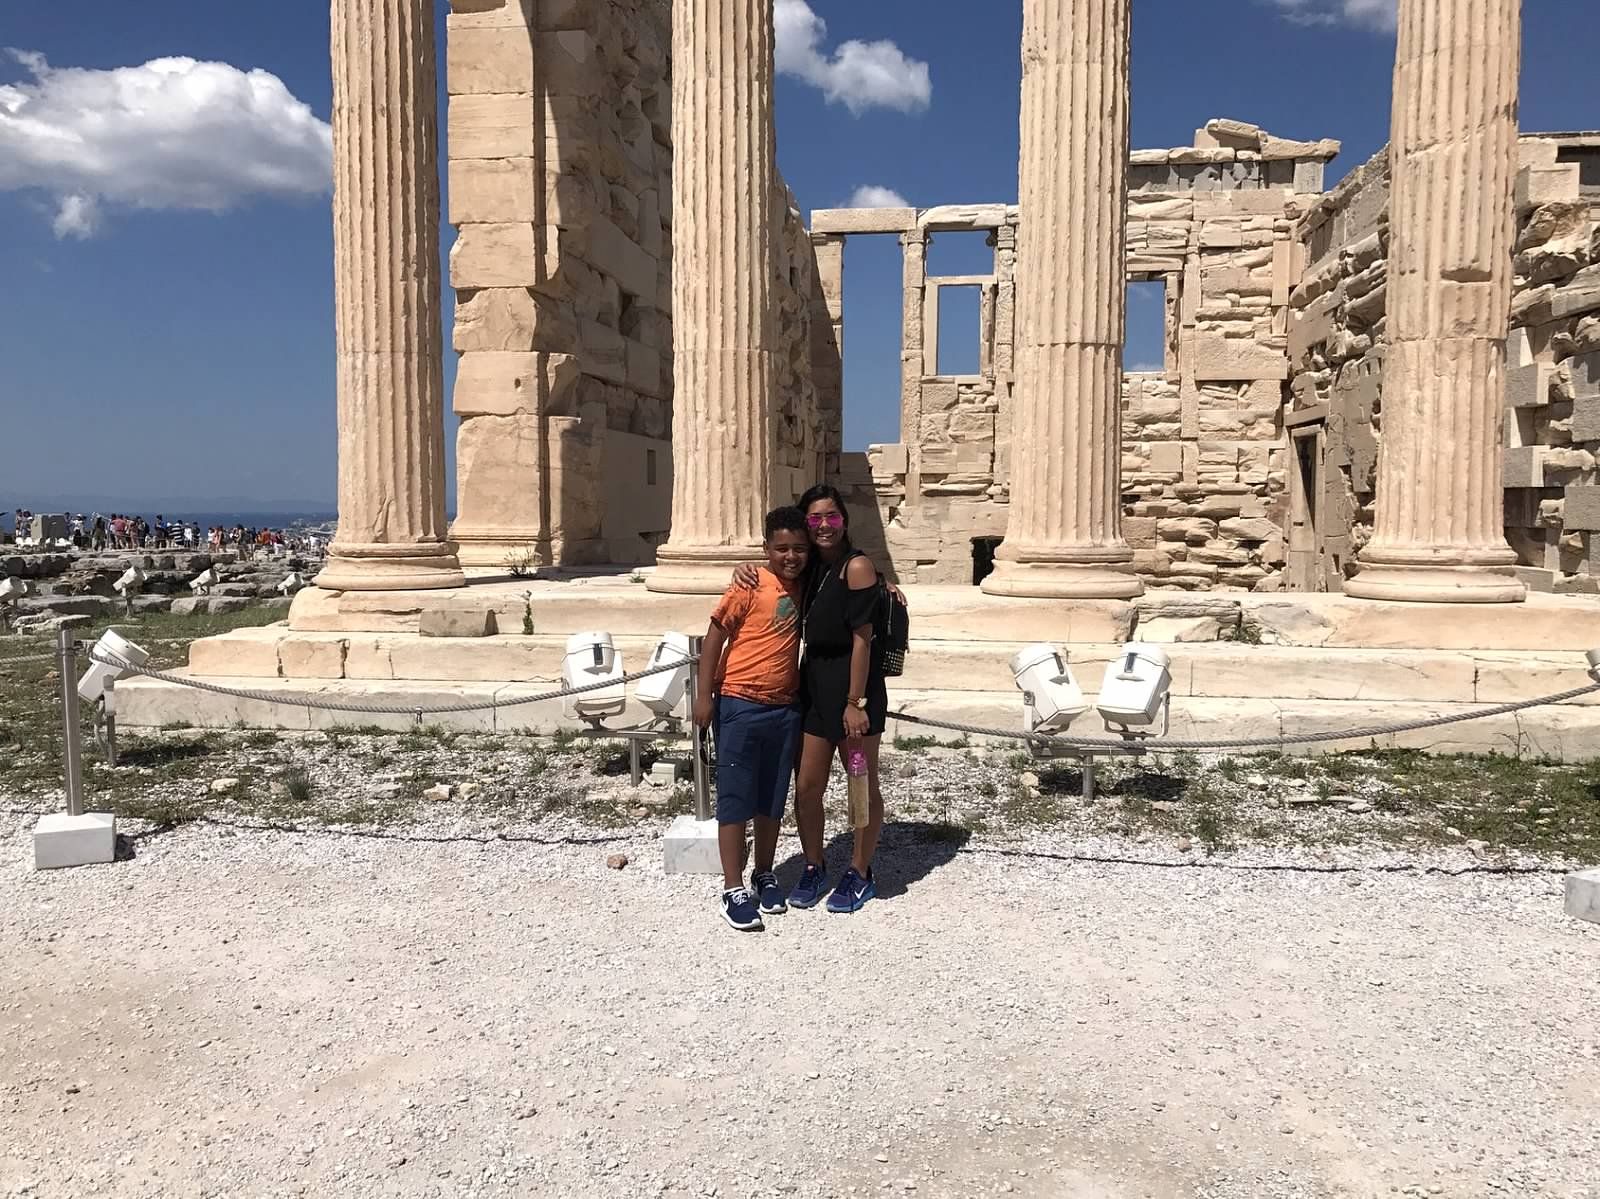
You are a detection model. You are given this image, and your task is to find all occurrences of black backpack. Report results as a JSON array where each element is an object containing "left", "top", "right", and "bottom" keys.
[{"left": 875, "top": 578, "right": 910, "bottom": 678}]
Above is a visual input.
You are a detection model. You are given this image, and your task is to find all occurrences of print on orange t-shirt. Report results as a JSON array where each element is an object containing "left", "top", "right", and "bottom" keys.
[{"left": 709, "top": 568, "right": 803, "bottom": 706}]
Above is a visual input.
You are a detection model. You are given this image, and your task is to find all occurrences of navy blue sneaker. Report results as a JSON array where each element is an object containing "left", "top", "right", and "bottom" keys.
[
  {"left": 721, "top": 887, "right": 764, "bottom": 931},
  {"left": 752, "top": 870, "right": 787, "bottom": 915},
  {"left": 788, "top": 862, "right": 828, "bottom": 910},
  {"left": 826, "top": 867, "right": 877, "bottom": 914}
]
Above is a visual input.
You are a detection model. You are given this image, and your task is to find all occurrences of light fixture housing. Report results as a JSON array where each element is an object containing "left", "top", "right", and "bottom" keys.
[
  {"left": 1009, "top": 643, "right": 1089, "bottom": 734},
  {"left": 636, "top": 632, "right": 695, "bottom": 719},
  {"left": 561, "top": 631, "right": 627, "bottom": 723},
  {"left": 78, "top": 630, "right": 151, "bottom": 705}
]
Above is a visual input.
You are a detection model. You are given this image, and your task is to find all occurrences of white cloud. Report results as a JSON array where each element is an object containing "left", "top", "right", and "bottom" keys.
[
  {"left": 775, "top": 0, "right": 932, "bottom": 115},
  {"left": 847, "top": 184, "right": 910, "bottom": 208},
  {"left": 51, "top": 193, "right": 99, "bottom": 239},
  {"left": 0, "top": 50, "right": 332, "bottom": 238},
  {"left": 1260, "top": 0, "right": 1396, "bottom": 31}
]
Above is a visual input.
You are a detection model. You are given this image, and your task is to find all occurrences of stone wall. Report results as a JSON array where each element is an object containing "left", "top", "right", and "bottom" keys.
[
  {"left": 444, "top": 0, "right": 829, "bottom": 570},
  {"left": 1503, "top": 134, "right": 1600, "bottom": 593},
  {"left": 1290, "top": 132, "right": 1600, "bottom": 595},
  {"left": 1283, "top": 148, "right": 1390, "bottom": 591},
  {"left": 813, "top": 118, "right": 1337, "bottom": 589}
]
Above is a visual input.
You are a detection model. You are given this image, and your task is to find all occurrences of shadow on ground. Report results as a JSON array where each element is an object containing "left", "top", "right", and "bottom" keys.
[{"left": 776, "top": 820, "right": 970, "bottom": 901}]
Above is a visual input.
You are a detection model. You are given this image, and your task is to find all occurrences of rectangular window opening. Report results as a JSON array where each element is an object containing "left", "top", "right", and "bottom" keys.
[
  {"left": 841, "top": 236, "right": 905, "bottom": 452},
  {"left": 926, "top": 229, "right": 995, "bottom": 277},
  {"left": 936, "top": 285, "right": 983, "bottom": 377},
  {"left": 1124, "top": 278, "right": 1167, "bottom": 374}
]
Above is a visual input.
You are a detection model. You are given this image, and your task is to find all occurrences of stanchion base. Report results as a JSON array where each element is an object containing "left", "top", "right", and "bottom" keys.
[
  {"left": 1565, "top": 868, "right": 1600, "bottom": 923},
  {"left": 662, "top": 815, "right": 721, "bottom": 875},
  {"left": 33, "top": 812, "right": 116, "bottom": 870}
]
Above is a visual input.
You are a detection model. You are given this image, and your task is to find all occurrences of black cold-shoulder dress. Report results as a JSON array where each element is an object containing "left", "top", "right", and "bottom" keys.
[{"left": 800, "top": 548, "right": 888, "bottom": 743}]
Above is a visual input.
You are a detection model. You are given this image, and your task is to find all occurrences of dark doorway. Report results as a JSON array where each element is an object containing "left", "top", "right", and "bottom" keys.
[{"left": 972, "top": 537, "right": 1002, "bottom": 585}]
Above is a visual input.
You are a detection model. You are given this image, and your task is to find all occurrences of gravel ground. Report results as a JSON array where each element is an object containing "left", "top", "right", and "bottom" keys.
[{"left": 4, "top": 797, "right": 1599, "bottom": 1199}]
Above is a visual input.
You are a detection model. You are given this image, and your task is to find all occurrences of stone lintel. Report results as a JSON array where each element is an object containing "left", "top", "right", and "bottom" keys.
[{"left": 809, "top": 208, "right": 918, "bottom": 235}]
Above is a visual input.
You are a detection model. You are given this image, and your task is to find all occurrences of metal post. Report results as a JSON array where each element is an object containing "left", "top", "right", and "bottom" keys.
[
  {"left": 629, "top": 737, "right": 643, "bottom": 786},
  {"left": 1082, "top": 756, "right": 1096, "bottom": 803},
  {"left": 685, "top": 635, "right": 711, "bottom": 822},
  {"left": 102, "top": 676, "right": 119, "bottom": 768},
  {"left": 58, "top": 628, "right": 85, "bottom": 818}
]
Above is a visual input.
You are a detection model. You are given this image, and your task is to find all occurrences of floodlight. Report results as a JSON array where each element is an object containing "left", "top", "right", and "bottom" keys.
[
  {"left": 277, "top": 572, "right": 306, "bottom": 595},
  {"left": 0, "top": 577, "right": 26, "bottom": 602},
  {"left": 113, "top": 567, "right": 146, "bottom": 596},
  {"left": 636, "top": 632, "right": 694, "bottom": 720},
  {"left": 561, "top": 631, "right": 627, "bottom": 724},
  {"left": 78, "top": 630, "right": 150, "bottom": 705},
  {"left": 1096, "top": 643, "right": 1173, "bottom": 732},
  {"left": 1009, "top": 643, "right": 1090, "bottom": 734},
  {"left": 1588, "top": 649, "right": 1600, "bottom": 686},
  {"left": 189, "top": 567, "right": 218, "bottom": 594}
]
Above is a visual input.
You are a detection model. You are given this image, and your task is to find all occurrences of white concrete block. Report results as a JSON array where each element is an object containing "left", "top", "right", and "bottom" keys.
[
  {"left": 1565, "top": 869, "right": 1600, "bottom": 924},
  {"left": 33, "top": 812, "right": 116, "bottom": 870},
  {"left": 662, "top": 815, "right": 720, "bottom": 875},
  {"left": 648, "top": 760, "right": 687, "bottom": 787}
]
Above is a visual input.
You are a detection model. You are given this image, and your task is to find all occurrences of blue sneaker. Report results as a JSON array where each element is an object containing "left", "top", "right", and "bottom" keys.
[
  {"left": 826, "top": 867, "right": 877, "bottom": 914},
  {"left": 721, "top": 887, "right": 764, "bottom": 931},
  {"left": 788, "top": 862, "right": 828, "bottom": 910},
  {"left": 752, "top": 870, "right": 787, "bottom": 915}
]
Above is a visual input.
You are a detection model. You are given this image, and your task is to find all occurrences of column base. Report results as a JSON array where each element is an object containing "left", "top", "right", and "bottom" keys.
[
  {"left": 315, "top": 540, "right": 466, "bottom": 592},
  {"left": 646, "top": 544, "right": 764, "bottom": 595},
  {"left": 1345, "top": 563, "right": 1527, "bottom": 604},
  {"left": 982, "top": 560, "right": 1145, "bottom": 600},
  {"left": 450, "top": 526, "right": 552, "bottom": 572}
]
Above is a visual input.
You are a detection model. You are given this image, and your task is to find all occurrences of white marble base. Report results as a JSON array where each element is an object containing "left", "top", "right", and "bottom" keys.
[
  {"left": 1565, "top": 868, "right": 1600, "bottom": 924},
  {"left": 663, "top": 815, "right": 721, "bottom": 875},
  {"left": 33, "top": 812, "right": 116, "bottom": 871}
]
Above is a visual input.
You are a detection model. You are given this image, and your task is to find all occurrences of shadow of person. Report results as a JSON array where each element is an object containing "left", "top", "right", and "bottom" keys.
[{"left": 775, "top": 820, "right": 970, "bottom": 901}]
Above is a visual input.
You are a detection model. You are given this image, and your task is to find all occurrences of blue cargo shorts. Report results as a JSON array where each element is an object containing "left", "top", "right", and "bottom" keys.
[{"left": 713, "top": 696, "right": 801, "bottom": 824}]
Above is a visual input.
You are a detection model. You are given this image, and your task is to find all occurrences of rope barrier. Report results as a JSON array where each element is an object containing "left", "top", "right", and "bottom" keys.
[
  {"left": 87, "top": 649, "right": 691, "bottom": 717},
  {"left": 77, "top": 646, "right": 1600, "bottom": 750},
  {"left": 888, "top": 683, "right": 1600, "bottom": 752}
]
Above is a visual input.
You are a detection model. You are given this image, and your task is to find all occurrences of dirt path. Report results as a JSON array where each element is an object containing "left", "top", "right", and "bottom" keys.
[{"left": 3, "top": 816, "right": 1597, "bottom": 1198}]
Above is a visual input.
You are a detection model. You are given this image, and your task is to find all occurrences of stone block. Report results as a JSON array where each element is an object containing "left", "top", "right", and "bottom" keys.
[
  {"left": 1189, "top": 333, "right": 1290, "bottom": 382},
  {"left": 1565, "top": 485, "right": 1600, "bottom": 532},
  {"left": 578, "top": 320, "right": 626, "bottom": 385},
  {"left": 454, "top": 352, "right": 579, "bottom": 416},
  {"left": 1552, "top": 265, "right": 1600, "bottom": 321},
  {"left": 1505, "top": 362, "right": 1553, "bottom": 409},
  {"left": 810, "top": 208, "right": 918, "bottom": 235},
  {"left": 1504, "top": 447, "right": 1546, "bottom": 489},
  {"left": 1149, "top": 442, "right": 1184, "bottom": 473},
  {"left": 447, "top": 93, "right": 537, "bottom": 159},
  {"left": 1565, "top": 869, "right": 1600, "bottom": 924},
  {"left": 1573, "top": 397, "right": 1600, "bottom": 444},
  {"left": 420, "top": 609, "right": 499, "bottom": 638},
  {"left": 451, "top": 223, "right": 539, "bottom": 288},
  {"left": 1293, "top": 161, "right": 1325, "bottom": 194},
  {"left": 1515, "top": 163, "right": 1580, "bottom": 212},
  {"left": 1571, "top": 352, "right": 1600, "bottom": 400},
  {"left": 446, "top": 26, "right": 535, "bottom": 94},
  {"left": 33, "top": 812, "right": 116, "bottom": 871},
  {"left": 579, "top": 214, "right": 658, "bottom": 300},
  {"left": 454, "top": 288, "right": 577, "bottom": 354},
  {"left": 1220, "top": 517, "right": 1278, "bottom": 541}
]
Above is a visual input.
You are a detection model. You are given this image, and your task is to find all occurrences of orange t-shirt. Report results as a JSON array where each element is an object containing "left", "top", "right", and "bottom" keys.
[{"left": 710, "top": 569, "right": 803, "bottom": 706}]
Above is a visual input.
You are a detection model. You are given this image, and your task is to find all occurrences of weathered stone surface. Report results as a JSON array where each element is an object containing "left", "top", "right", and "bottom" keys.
[{"left": 453, "top": 352, "right": 579, "bottom": 416}]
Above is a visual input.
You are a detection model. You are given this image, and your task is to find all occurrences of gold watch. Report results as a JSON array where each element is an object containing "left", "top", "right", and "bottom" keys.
[{"left": 848, "top": 697, "right": 868, "bottom": 710}]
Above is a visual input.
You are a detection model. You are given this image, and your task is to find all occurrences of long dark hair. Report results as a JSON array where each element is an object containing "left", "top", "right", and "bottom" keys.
[{"left": 797, "top": 483, "right": 855, "bottom": 573}]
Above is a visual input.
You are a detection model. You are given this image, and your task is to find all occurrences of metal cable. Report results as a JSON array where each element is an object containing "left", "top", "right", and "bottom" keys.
[
  {"left": 889, "top": 683, "right": 1600, "bottom": 751},
  {"left": 0, "top": 653, "right": 57, "bottom": 666},
  {"left": 87, "top": 649, "right": 690, "bottom": 717}
]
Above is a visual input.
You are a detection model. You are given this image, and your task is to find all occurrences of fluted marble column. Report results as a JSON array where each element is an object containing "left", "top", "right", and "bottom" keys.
[
  {"left": 647, "top": 0, "right": 776, "bottom": 594},
  {"left": 316, "top": 0, "right": 464, "bottom": 593},
  {"left": 983, "top": 0, "right": 1142, "bottom": 599},
  {"left": 1346, "top": 0, "right": 1525, "bottom": 603}
]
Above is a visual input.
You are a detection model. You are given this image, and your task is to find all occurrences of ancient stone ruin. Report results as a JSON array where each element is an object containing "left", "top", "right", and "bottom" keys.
[{"left": 109, "top": 0, "right": 1600, "bottom": 756}]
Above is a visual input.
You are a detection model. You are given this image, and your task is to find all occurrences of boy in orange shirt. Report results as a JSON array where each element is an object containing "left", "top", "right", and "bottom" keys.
[{"left": 693, "top": 507, "right": 810, "bottom": 931}]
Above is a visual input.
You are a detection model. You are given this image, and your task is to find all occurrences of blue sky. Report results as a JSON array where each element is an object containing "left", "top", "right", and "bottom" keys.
[{"left": 0, "top": 0, "right": 1593, "bottom": 513}]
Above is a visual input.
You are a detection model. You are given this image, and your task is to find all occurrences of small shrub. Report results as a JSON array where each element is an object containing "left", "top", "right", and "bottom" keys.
[
  {"left": 505, "top": 548, "right": 537, "bottom": 579},
  {"left": 282, "top": 766, "right": 314, "bottom": 807}
]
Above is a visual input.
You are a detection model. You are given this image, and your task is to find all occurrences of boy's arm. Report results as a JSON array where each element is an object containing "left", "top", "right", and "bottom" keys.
[{"left": 693, "top": 620, "right": 729, "bottom": 728}]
